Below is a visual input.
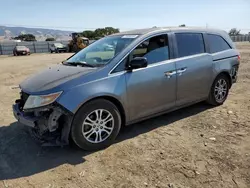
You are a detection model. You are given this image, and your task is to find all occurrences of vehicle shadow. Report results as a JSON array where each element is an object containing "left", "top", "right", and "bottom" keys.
[
  {"left": 116, "top": 102, "right": 213, "bottom": 141},
  {"left": 0, "top": 102, "right": 213, "bottom": 180}
]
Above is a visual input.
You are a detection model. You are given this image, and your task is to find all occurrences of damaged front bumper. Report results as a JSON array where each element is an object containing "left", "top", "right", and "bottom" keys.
[
  {"left": 13, "top": 99, "right": 73, "bottom": 146},
  {"left": 13, "top": 103, "right": 37, "bottom": 127}
]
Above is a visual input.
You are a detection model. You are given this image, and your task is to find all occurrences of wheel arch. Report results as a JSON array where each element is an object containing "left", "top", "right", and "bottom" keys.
[
  {"left": 214, "top": 71, "right": 232, "bottom": 88},
  {"left": 74, "top": 95, "right": 126, "bottom": 127}
]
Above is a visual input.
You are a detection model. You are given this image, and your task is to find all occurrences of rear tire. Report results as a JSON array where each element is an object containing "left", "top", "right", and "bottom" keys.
[
  {"left": 71, "top": 99, "right": 121, "bottom": 151},
  {"left": 206, "top": 74, "right": 230, "bottom": 106}
]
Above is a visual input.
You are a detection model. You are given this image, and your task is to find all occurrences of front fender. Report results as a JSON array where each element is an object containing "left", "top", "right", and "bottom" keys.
[{"left": 56, "top": 74, "right": 127, "bottom": 115}]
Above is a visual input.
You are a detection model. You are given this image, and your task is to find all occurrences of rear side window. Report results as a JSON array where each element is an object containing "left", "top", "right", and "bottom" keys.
[
  {"left": 176, "top": 33, "right": 205, "bottom": 58},
  {"left": 207, "top": 34, "right": 231, "bottom": 53}
]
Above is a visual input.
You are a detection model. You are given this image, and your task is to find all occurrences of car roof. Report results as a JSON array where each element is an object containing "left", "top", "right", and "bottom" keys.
[
  {"left": 111, "top": 27, "right": 228, "bottom": 36},
  {"left": 111, "top": 27, "right": 161, "bottom": 36}
]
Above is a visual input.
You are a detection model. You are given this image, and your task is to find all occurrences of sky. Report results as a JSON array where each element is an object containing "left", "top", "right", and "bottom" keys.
[{"left": 1, "top": 0, "right": 250, "bottom": 33}]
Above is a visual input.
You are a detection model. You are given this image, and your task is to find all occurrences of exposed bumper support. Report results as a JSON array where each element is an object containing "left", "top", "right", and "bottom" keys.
[
  {"left": 12, "top": 101, "right": 73, "bottom": 146},
  {"left": 13, "top": 103, "right": 37, "bottom": 127}
]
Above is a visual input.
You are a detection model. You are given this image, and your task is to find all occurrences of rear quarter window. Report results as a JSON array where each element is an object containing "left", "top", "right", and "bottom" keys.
[
  {"left": 175, "top": 33, "right": 205, "bottom": 58},
  {"left": 207, "top": 34, "right": 231, "bottom": 53}
]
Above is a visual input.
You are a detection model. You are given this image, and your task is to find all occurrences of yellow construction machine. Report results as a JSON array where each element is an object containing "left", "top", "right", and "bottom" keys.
[{"left": 68, "top": 32, "right": 90, "bottom": 52}]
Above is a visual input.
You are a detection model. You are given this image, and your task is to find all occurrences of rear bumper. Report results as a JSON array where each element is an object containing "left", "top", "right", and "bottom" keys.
[
  {"left": 231, "top": 64, "right": 239, "bottom": 84},
  {"left": 232, "top": 77, "right": 237, "bottom": 84},
  {"left": 12, "top": 103, "right": 37, "bottom": 127}
]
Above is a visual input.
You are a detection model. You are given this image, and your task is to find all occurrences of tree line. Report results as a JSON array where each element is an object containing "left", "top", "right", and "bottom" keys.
[
  {"left": 12, "top": 26, "right": 248, "bottom": 42},
  {"left": 82, "top": 27, "right": 120, "bottom": 39},
  {"left": 13, "top": 27, "right": 120, "bottom": 41},
  {"left": 13, "top": 34, "right": 37, "bottom": 41}
]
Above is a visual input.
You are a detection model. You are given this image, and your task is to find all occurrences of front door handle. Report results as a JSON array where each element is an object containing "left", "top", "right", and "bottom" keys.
[{"left": 165, "top": 71, "right": 176, "bottom": 78}]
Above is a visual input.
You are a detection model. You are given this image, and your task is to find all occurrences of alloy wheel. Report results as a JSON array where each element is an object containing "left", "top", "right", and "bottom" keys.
[
  {"left": 82, "top": 109, "right": 114, "bottom": 143},
  {"left": 214, "top": 78, "right": 228, "bottom": 103}
]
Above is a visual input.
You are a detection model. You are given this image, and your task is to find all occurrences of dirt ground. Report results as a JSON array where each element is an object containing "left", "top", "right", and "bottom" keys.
[{"left": 0, "top": 44, "right": 249, "bottom": 188}]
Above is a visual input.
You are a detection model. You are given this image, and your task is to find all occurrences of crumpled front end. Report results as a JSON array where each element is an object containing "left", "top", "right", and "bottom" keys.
[{"left": 13, "top": 90, "right": 73, "bottom": 146}]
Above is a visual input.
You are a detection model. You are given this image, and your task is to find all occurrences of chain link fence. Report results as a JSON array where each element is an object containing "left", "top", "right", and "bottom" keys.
[
  {"left": 231, "top": 35, "right": 250, "bottom": 42},
  {"left": 0, "top": 36, "right": 249, "bottom": 55},
  {"left": 0, "top": 41, "right": 70, "bottom": 55}
]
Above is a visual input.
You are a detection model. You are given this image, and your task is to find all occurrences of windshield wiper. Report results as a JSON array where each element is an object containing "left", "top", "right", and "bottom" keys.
[{"left": 63, "top": 61, "right": 95, "bottom": 68}]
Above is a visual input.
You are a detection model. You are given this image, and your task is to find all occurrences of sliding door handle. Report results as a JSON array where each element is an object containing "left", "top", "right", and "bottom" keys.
[
  {"left": 177, "top": 67, "right": 187, "bottom": 75},
  {"left": 177, "top": 68, "right": 187, "bottom": 73}
]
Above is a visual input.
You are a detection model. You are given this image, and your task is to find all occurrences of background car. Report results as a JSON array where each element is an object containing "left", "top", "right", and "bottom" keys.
[
  {"left": 50, "top": 43, "right": 67, "bottom": 53},
  {"left": 13, "top": 46, "right": 30, "bottom": 56}
]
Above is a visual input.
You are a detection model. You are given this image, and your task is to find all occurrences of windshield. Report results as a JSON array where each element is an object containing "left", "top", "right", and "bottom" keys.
[
  {"left": 16, "top": 46, "right": 27, "bottom": 50},
  {"left": 54, "top": 43, "right": 64, "bottom": 47},
  {"left": 66, "top": 35, "right": 138, "bottom": 66}
]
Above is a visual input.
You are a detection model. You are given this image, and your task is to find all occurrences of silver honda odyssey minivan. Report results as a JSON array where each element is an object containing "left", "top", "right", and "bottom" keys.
[{"left": 13, "top": 27, "right": 240, "bottom": 151}]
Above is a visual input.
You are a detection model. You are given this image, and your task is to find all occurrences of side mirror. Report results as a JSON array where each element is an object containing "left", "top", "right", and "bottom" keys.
[{"left": 127, "top": 57, "right": 148, "bottom": 70}]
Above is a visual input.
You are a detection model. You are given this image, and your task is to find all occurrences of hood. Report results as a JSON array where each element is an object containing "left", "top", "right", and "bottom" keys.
[{"left": 20, "top": 64, "right": 96, "bottom": 93}]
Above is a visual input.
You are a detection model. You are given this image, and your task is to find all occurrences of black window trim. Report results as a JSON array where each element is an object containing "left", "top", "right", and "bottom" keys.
[
  {"left": 206, "top": 33, "right": 232, "bottom": 54},
  {"left": 110, "top": 32, "right": 173, "bottom": 74},
  {"left": 174, "top": 32, "right": 207, "bottom": 58}
]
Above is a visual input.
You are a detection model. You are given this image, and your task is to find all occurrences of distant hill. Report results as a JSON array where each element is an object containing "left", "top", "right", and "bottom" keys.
[{"left": 0, "top": 25, "right": 73, "bottom": 41}]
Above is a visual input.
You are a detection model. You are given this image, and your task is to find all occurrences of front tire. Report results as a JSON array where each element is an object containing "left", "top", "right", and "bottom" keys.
[
  {"left": 207, "top": 74, "right": 230, "bottom": 106},
  {"left": 71, "top": 99, "right": 122, "bottom": 151}
]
